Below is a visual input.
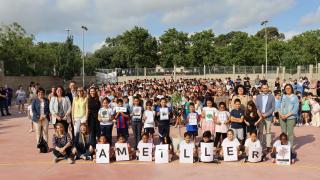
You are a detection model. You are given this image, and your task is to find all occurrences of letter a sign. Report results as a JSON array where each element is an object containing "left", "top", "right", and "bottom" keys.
[{"left": 96, "top": 144, "right": 110, "bottom": 164}]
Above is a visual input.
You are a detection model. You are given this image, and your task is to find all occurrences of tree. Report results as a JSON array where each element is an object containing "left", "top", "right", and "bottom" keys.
[
  {"left": 256, "top": 27, "right": 285, "bottom": 40},
  {"left": 188, "top": 30, "right": 215, "bottom": 66},
  {"left": 159, "top": 28, "right": 189, "bottom": 67},
  {"left": 0, "top": 22, "right": 34, "bottom": 75}
]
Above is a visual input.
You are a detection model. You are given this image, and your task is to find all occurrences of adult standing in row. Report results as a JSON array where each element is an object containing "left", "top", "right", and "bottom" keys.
[
  {"left": 214, "top": 87, "right": 229, "bottom": 109},
  {"left": 280, "top": 84, "right": 299, "bottom": 148},
  {"left": 31, "top": 88, "right": 50, "bottom": 146},
  {"left": 49, "top": 86, "right": 72, "bottom": 133},
  {"left": 66, "top": 81, "right": 78, "bottom": 138},
  {"left": 72, "top": 87, "right": 88, "bottom": 136},
  {"left": 255, "top": 84, "right": 275, "bottom": 151},
  {"left": 232, "top": 85, "right": 250, "bottom": 111},
  {"left": 87, "top": 87, "right": 101, "bottom": 145}
]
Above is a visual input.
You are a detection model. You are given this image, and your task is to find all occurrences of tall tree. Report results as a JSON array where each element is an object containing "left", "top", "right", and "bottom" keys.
[{"left": 159, "top": 28, "right": 189, "bottom": 67}]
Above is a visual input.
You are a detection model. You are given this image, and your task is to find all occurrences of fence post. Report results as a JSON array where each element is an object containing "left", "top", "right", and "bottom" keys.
[
  {"left": 309, "top": 64, "right": 313, "bottom": 80},
  {"left": 0, "top": 61, "right": 4, "bottom": 77},
  {"left": 144, "top": 67, "right": 146, "bottom": 79},
  {"left": 297, "top": 65, "right": 301, "bottom": 79},
  {"left": 276, "top": 67, "right": 279, "bottom": 78},
  {"left": 174, "top": 65, "right": 176, "bottom": 81},
  {"left": 232, "top": 65, "right": 235, "bottom": 79},
  {"left": 318, "top": 63, "right": 320, "bottom": 77},
  {"left": 261, "top": 64, "right": 264, "bottom": 76},
  {"left": 203, "top": 65, "right": 206, "bottom": 79},
  {"left": 282, "top": 67, "right": 286, "bottom": 81}
]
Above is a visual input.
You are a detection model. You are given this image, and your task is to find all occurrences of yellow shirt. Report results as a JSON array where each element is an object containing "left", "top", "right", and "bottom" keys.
[{"left": 73, "top": 97, "right": 87, "bottom": 118}]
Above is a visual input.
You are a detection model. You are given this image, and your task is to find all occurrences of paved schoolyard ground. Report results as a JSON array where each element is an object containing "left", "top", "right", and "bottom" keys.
[{"left": 0, "top": 108, "right": 319, "bottom": 180}]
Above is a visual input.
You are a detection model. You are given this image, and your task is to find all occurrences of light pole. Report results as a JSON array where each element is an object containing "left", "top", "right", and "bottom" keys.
[
  {"left": 81, "top": 26, "right": 88, "bottom": 87},
  {"left": 65, "top": 28, "right": 71, "bottom": 38},
  {"left": 261, "top": 20, "right": 268, "bottom": 78}
]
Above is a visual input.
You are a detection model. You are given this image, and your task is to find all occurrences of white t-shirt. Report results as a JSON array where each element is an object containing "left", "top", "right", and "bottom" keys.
[
  {"left": 143, "top": 110, "right": 155, "bottom": 128},
  {"left": 215, "top": 111, "right": 230, "bottom": 133},
  {"left": 221, "top": 138, "right": 240, "bottom": 148},
  {"left": 202, "top": 107, "right": 217, "bottom": 121},
  {"left": 98, "top": 107, "right": 114, "bottom": 125},
  {"left": 40, "top": 100, "right": 45, "bottom": 116},
  {"left": 244, "top": 139, "right": 262, "bottom": 149},
  {"left": 273, "top": 140, "right": 291, "bottom": 148},
  {"left": 28, "top": 105, "right": 33, "bottom": 118}
]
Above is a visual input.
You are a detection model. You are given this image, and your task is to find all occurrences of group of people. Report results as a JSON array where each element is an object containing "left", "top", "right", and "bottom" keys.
[{"left": 18, "top": 76, "right": 320, "bottom": 164}]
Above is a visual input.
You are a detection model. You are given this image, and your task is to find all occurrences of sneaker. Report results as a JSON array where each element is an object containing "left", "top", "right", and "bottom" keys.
[
  {"left": 67, "top": 158, "right": 74, "bottom": 164},
  {"left": 53, "top": 157, "right": 59, "bottom": 163}
]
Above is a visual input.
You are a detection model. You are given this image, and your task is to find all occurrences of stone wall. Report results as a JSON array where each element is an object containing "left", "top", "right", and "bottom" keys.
[{"left": 0, "top": 76, "right": 95, "bottom": 90}]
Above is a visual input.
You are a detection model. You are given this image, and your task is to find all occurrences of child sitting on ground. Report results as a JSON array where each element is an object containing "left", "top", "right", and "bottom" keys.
[
  {"left": 136, "top": 133, "right": 155, "bottom": 160},
  {"left": 271, "top": 133, "right": 297, "bottom": 164},
  {"left": 176, "top": 132, "right": 197, "bottom": 162}
]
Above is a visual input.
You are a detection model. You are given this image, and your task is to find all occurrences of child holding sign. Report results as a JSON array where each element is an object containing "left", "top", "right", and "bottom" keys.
[
  {"left": 130, "top": 96, "right": 144, "bottom": 150},
  {"left": 198, "top": 131, "right": 215, "bottom": 162},
  {"left": 115, "top": 134, "right": 134, "bottom": 160},
  {"left": 176, "top": 132, "right": 197, "bottom": 162},
  {"left": 230, "top": 99, "right": 245, "bottom": 145},
  {"left": 244, "top": 131, "right": 263, "bottom": 162},
  {"left": 214, "top": 102, "right": 230, "bottom": 150},
  {"left": 271, "top": 133, "right": 297, "bottom": 164},
  {"left": 98, "top": 97, "right": 114, "bottom": 145},
  {"left": 201, "top": 98, "right": 217, "bottom": 136},
  {"left": 136, "top": 133, "right": 155, "bottom": 161},
  {"left": 186, "top": 103, "right": 200, "bottom": 142},
  {"left": 115, "top": 99, "right": 130, "bottom": 140},
  {"left": 221, "top": 129, "right": 240, "bottom": 161},
  {"left": 156, "top": 98, "right": 172, "bottom": 141},
  {"left": 143, "top": 101, "right": 155, "bottom": 142},
  {"left": 93, "top": 135, "right": 112, "bottom": 161},
  {"left": 160, "top": 135, "right": 174, "bottom": 162}
]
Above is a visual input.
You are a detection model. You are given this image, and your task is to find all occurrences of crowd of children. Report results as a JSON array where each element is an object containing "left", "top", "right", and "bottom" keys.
[{"left": 23, "top": 77, "right": 320, "bottom": 164}]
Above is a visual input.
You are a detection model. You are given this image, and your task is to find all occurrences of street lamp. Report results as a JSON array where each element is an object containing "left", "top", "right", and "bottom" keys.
[
  {"left": 261, "top": 20, "right": 268, "bottom": 78},
  {"left": 81, "top": 25, "right": 88, "bottom": 87},
  {"left": 65, "top": 28, "right": 71, "bottom": 38}
]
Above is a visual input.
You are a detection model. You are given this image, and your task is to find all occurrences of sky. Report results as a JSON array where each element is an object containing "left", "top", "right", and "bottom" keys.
[{"left": 0, "top": 0, "right": 320, "bottom": 52}]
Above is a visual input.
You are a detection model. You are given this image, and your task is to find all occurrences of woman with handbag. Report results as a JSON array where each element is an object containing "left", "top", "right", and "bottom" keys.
[{"left": 31, "top": 88, "right": 50, "bottom": 151}]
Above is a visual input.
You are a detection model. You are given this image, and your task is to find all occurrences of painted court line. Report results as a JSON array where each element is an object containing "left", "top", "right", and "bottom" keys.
[{"left": 0, "top": 161, "right": 319, "bottom": 170}]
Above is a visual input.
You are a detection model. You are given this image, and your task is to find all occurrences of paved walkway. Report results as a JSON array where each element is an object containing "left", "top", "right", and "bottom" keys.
[{"left": 0, "top": 108, "right": 319, "bottom": 180}]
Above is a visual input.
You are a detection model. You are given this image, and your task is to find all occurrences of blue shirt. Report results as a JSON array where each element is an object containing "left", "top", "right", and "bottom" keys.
[
  {"left": 280, "top": 94, "right": 299, "bottom": 120},
  {"left": 230, "top": 109, "right": 244, "bottom": 129}
]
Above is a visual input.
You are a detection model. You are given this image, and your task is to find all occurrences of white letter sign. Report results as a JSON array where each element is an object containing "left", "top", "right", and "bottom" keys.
[{"left": 96, "top": 144, "right": 110, "bottom": 164}]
